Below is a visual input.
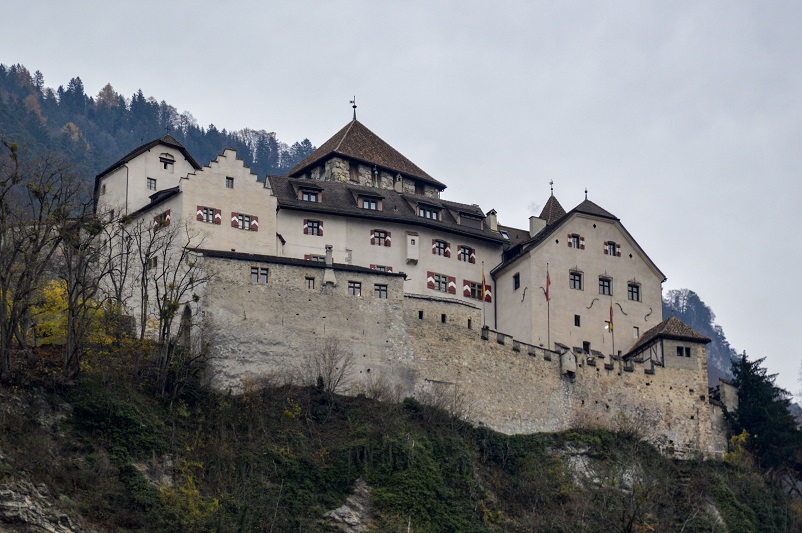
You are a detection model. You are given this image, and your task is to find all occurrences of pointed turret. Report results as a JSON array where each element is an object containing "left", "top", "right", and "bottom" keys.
[{"left": 539, "top": 195, "right": 566, "bottom": 225}]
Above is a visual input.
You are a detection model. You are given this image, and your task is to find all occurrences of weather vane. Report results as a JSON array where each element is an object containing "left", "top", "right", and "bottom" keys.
[
  {"left": 350, "top": 96, "right": 357, "bottom": 120},
  {"left": 549, "top": 180, "right": 554, "bottom": 196},
  {"left": 585, "top": 187, "right": 588, "bottom": 200}
]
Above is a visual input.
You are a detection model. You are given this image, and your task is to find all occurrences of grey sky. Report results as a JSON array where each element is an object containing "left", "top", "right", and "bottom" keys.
[{"left": 4, "top": 1, "right": 801, "bottom": 392}]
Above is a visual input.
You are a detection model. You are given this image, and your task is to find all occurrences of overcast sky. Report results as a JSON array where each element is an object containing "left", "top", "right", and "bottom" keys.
[{"left": 4, "top": 1, "right": 801, "bottom": 393}]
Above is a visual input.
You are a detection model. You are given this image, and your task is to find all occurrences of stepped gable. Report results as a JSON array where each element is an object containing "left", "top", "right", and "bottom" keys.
[
  {"left": 288, "top": 120, "right": 446, "bottom": 189},
  {"left": 269, "top": 176, "right": 505, "bottom": 243},
  {"left": 627, "top": 316, "right": 711, "bottom": 356},
  {"left": 539, "top": 195, "right": 567, "bottom": 225}
]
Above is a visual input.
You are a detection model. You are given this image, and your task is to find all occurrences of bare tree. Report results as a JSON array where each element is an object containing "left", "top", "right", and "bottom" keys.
[
  {"left": 0, "top": 142, "right": 79, "bottom": 380},
  {"left": 305, "top": 337, "right": 354, "bottom": 400}
]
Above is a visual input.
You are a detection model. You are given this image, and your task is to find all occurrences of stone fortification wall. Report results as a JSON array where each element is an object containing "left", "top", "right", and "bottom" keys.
[{"left": 202, "top": 256, "right": 724, "bottom": 458}]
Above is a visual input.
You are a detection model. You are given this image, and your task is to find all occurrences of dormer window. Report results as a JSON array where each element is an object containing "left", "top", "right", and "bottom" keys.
[
  {"left": 418, "top": 205, "right": 439, "bottom": 220},
  {"left": 361, "top": 197, "right": 380, "bottom": 210},
  {"left": 159, "top": 153, "right": 175, "bottom": 172},
  {"left": 302, "top": 190, "right": 319, "bottom": 202},
  {"left": 500, "top": 230, "right": 510, "bottom": 240},
  {"left": 459, "top": 214, "right": 482, "bottom": 229}
]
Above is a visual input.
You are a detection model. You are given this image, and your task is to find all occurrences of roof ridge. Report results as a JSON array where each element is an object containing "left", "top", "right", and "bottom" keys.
[{"left": 333, "top": 120, "right": 357, "bottom": 153}]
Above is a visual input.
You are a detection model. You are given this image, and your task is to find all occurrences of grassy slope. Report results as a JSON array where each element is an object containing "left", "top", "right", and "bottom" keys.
[{"left": 0, "top": 363, "right": 799, "bottom": 532}]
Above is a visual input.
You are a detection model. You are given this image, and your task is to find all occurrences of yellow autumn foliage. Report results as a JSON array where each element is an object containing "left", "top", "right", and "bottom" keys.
[{"left": 31, "top": 280, "right": 113, "bottom": 346}]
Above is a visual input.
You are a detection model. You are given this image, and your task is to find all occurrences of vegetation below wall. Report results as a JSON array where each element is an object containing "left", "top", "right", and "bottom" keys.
[{"left": 0, "top": 349, "right": 799, "bottom": 532}]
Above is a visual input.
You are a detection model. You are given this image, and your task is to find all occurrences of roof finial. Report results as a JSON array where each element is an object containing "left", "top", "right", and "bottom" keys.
[
  {"left": 350, "top": 96, "right": 357, "bottom": 120},
  {"left": 549, "top": 180, "right": 554, "bottom": 196},
  {"left": 585, "top": 187, "right": 588, "bottom": 200}
]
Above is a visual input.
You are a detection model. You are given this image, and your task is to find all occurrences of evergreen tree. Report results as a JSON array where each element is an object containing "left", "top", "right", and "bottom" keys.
[{"left": 727, "top": 352, "right": 801, "bottom": 471}]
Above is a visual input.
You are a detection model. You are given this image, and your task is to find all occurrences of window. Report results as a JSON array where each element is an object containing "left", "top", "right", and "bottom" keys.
[
  {"left": 605, "top": 241, "right": 620, "bottom": 256},
  {"left": 570, "top": 271, "right": 583, "bottom": 290},
  {"left": 200, "top": 206, "right": 216, "bottom": 224},
  {"left": 374, "top": 230, "right": 387, "bottom": 246},
  {"left": 305, "top": 255, "right": 325, "bottom": 263},
  {"left": 418, "top": 206, "right": 439, "bottom": 220},
  {"left": 251, "top": 267, "right": 268, "bottom": 284},
  {"left": 458, "top": 245, "right": 474, "bottom": 263},
  {"left": 238, "top": 214, "right": 251, "bottom": 231},
  {"left": 160, "top": 153, "right": 175, "bottom": 171},
  {"left": 305, "top": 277, "right": 315, "bottom": 289},
  {"left": 147, "top": 177, "right": 157, "bottom": 191},
  {"left": 306, "top": 220, "right": 321, "bottom": 236},
  {"left": 155, "top": 211, "right": 170, "bottom": 227},
  {"left": 628, "top": 283, "right": 640, "bottom": 302},
  {"left": 633, "top": 326, "right": 640, "bottom": 339},
  {"left": 599, "top": 277, "right": 612, "bottom": 295},
  {"left": 569, "top": 234, "right": 580, "bottom": 248},
  {"left": 433, "top": 273, "right": 448, "bottom": 292},
  {"left": 361, "top": 198, "right": 378, "bottom": 210},
  {"left": 500, "top": 230, "right": 510, "bottom": 240},
  {"left": 101, "top": 184, "right": 106, "bottom": 195},
  {"left": 513, "top": 273, "right": 521, "bottom": 290},
  {"left": 676, "top": 346, "right": 691, "bottom": 357},
  {"left": 302, "top": 190, "right": 319, "bottom": 202},
  {"left": 371, "top": 264, "right": 390, "bottom": 272},
  {"left": 433, "top": 240, "right": 448, "bottom": 256},
  {"left": 574, "top": 315, "right": 581, "bottom": 327},
  {"left": 583, "top": 341, "right": 591, "bottom": 353},
  {"left": 374, "top": 284, "right": 388, "bottom": 299},
  {"left": 226, "top": 177, "right": 234, "bottom": 189},
  {"left": 348, "top": 281, "right": 362, "bottom": 296},
  {"left": 469, "top": 282, "right": 483, "bottom": 300}
]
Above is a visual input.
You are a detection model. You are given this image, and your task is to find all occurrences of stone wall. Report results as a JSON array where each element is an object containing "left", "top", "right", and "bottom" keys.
[{"left": 202, "top": 255, "right": 725, "bottom": 458}]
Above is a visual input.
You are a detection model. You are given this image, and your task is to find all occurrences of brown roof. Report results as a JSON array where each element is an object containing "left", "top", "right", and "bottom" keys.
[
  {"left": 491, "top": 197, "right": 665, "bottom": 281},
  {"left": 288, "top": 120, "right": 446, "bottom": 189},
  {"left": 539, "top": 195, "right": 567, "bottom": 225},
  {"left": 497, "top": 224, "right": 530, "bottom": 247},
  {"left": 269, "top": 176, "right": 506, "bottom": 244},
  {"left": 626, "top": 316, "right": 711, "bottom": 356}
]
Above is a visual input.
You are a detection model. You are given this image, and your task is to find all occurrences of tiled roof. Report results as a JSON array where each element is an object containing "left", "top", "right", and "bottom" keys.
[
  {"left": 626, "top": 316, "right": 711, "bottom": 356},
  {"left": 539, "top": 195, "right": 567, "bottom": 225},
  {"left": 288, "top": 120, "right": 446, "bottom": 189},
  {"left": 269, "top": 176, "right": 506, "bottom": 244},
  {"left": 492, "top": 197, "right": 664, "bottom": 281},
  {"left": 497, "top": 224, "right": 530, "bottom": 247},
  {"left": 128, "top": 186, "right": 180, "bottom": 218},
  {"left": 574, "top": 199, "right": 617, "bottom": 220}
]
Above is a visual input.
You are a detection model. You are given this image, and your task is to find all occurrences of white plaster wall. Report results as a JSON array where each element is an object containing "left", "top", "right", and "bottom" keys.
[
  {"left": 180, "top": 149, "right": 277, "bottom": 256},
  {"left": 496, "top": 214, "right": 664, "bottom": 353},
  {"left": 96, "top": 144, "right": 196, "bottom": 215}
]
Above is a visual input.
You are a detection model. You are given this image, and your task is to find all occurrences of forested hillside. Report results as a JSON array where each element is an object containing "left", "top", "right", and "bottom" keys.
[
  {"left": 663, "top": 289, "right": 739, "bottom": 387},
  {"left": 0, "top": 63, "right": 315, "bottom": 181}
]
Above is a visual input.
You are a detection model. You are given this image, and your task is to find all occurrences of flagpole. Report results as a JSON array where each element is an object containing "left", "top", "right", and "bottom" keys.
[
  {"left": 481, "top": 261, "right": 486, "bottom": 328},
  {"left": 610, "top": 296, "right": 615, "bottom": 357},
  {"left": 546, "top": 263, "right": 550, "bottom": 351}
]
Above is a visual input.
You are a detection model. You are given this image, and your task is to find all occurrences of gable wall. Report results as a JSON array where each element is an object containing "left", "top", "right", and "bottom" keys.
[{"left": 495, "top": 214, "right": 664, "bottom": 353}]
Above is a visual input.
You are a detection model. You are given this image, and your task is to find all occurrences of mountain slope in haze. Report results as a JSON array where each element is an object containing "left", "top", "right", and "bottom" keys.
[
  {"left": 663, "top": 289, "right": 738, "bottom": 388},
  {"left": 0, "top": 62, "right": 315, "bottom": 181}
]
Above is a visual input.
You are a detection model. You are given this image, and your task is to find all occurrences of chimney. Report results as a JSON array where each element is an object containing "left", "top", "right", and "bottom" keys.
[
  {"left": 323, "top": 244, "right": 337, "bottom": 287},
  {"left": 486, "top": 209, "right": 498, "bottom": 231},
  {"left": 529, "top": 216, "right": 546, "bottom": 237},
  {"left": 394, "top": 174, "right": 403, "bottom": 193}
]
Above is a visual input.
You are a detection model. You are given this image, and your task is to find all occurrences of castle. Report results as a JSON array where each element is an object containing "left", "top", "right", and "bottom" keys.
[{"left": 94, "top": 117, "right": 732, "bottom": 458}]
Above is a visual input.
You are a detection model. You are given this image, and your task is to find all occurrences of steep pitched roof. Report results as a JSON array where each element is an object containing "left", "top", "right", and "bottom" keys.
[
  {"left": 574, "top": 199, "right": 617, "bottom": 220},
  {"left": 288, "top": 120, "right": 446, "bottom": 189},
  {"left": 626, "top": 316, "right": 711, "bottom": 356},
  {"left": 269, "top": 176, "right": 505, "bottom": 244},
  {"left": 492, "top": 197, "right": 665, "bottom": 281},
  {"left": 539, "top": 195, "right": 567, "bottom": 225}
]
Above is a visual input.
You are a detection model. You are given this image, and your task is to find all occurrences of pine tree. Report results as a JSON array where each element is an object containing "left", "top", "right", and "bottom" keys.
[{"left": 727, "top": 352, "right": 801, "bottom": 470}]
